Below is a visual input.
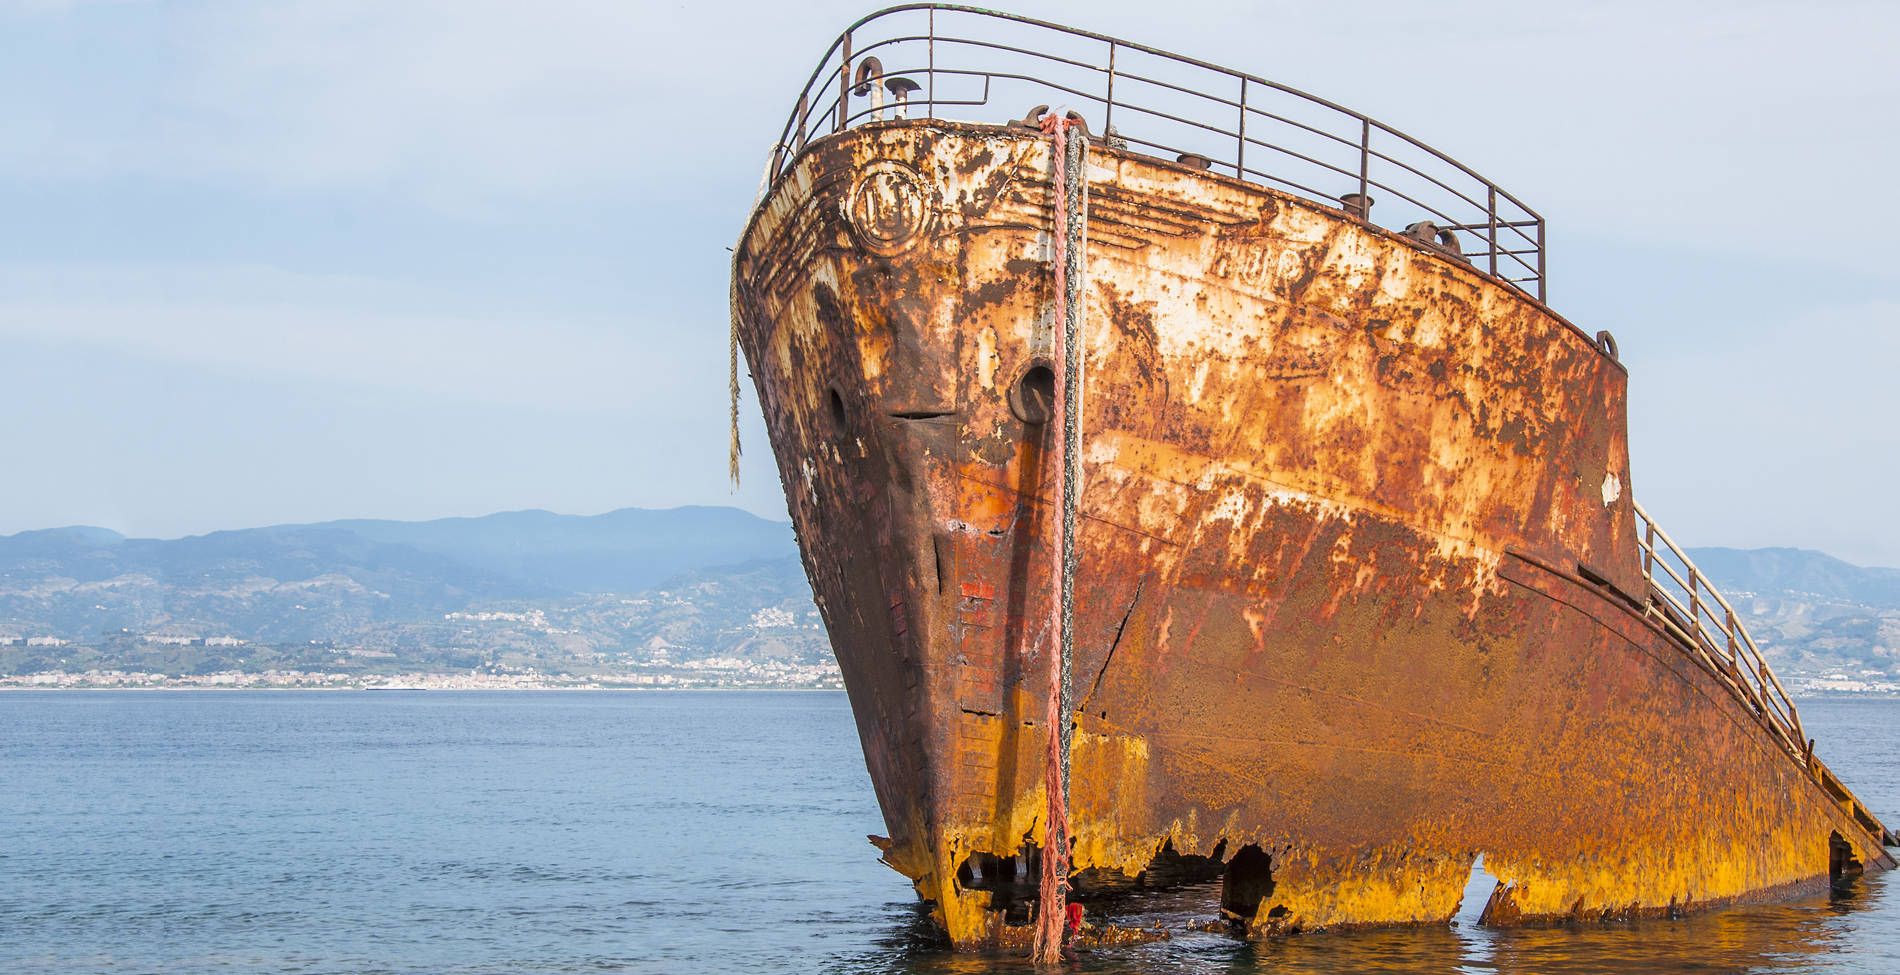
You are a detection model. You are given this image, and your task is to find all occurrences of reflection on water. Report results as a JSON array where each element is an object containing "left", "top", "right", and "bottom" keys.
[{"left": 829, "top": 871, "right": 1895, "bottom": 974}]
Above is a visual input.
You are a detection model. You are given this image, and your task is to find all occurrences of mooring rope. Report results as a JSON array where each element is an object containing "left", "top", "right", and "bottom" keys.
[
  {"left": 1032, "top": 110, "right": 1088, "bottom": 966},
  {"left": 728, "top": 143, "right": 788, "bottom": 491},
  {"left": 728, "top": 272, "right": 743, "bottom": 489}
]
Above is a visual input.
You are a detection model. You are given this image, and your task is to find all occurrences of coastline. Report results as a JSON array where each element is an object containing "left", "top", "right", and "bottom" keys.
[
  {"left": 0, "top": 670, "right": 844, "bottom": 691},
  {"left": 0, "top": 672, "right": 1887, "bottom": 698}
]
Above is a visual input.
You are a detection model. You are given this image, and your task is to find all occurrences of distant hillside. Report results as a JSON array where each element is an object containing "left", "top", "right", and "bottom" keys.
[
  {"left": 1686, "top": 547, "right": 1900, "bottom": 610},
  {"left": 309, "top": 506, "right": 795, "bottom": 594},
  {"left": 0, "top": 506, "right": 793, "bottom": 595},
  {"left": 0, "top": 507, "right": 814, "bottom": 677},
  {"left": 1687, "top": 546, "right": 1900, "bottom": 684}
]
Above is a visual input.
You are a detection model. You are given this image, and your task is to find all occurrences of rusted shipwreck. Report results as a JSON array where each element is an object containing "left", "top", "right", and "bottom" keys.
[{"left": 729, "top": 5, "right": 1897, "bottom": 948}]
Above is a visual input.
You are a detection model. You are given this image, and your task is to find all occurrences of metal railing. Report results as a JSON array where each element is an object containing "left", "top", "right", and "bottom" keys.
[
  {"left": 1633, "top": 500, "right": 1807, "bottom": 758},
  {"left": 766, "top": 4, "right": 1548, "bottom": 301}
]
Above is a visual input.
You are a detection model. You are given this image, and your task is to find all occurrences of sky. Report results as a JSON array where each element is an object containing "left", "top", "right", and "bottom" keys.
[{"left": 2, "top": 0, "right": 1897, "bottom": 565}]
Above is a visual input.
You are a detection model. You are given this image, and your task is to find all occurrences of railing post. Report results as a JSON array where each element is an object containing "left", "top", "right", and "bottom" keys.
[
  {"left": 1358, "top": 118, "right": 1371, "bottom": 210},
  {"left": 926, "top": 8, "right": 935, "bottom": 120},
  {"left": 793, "top": 92, "right": 809, "bottom": 154},
  {"left": 1236, "top": 77, "right": 1247, "bottom": 178},
  {"left": 1487, "top": 185, "right": 1498, "bottom": 278},
  {"left": 838, "top": 31, "right": 852, "bottom": 133},
  {"left": 1536, "top": 215, "right": 1546, "bottom": 302},
  {"left": 1725, "top": 607, "right": 1739, "bottom": 666},
  {"left": 1104, "top": 41, "right": 1117, "bottom": 135},
  {"left": 1688, "top": 566, "right": 1703, "bottom": 644},
  {"left": 1642, "top": 521, "right": 1656, "bottom": 584}
]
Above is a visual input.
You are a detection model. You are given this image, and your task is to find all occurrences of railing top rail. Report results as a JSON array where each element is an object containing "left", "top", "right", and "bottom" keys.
[
  {"left": 796, "top": 5, "right": 1542, "bottom": 216},
  {"left": 766, "top": 4, "right": 1549, "bottom": 301}
]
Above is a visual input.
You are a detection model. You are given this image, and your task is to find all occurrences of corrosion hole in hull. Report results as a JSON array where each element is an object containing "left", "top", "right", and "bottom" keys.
[
  {"left": 1137, "top": 838, "right": 1227, "bottom": 889},
  {"left": 955, "top": 840, "right": 1111, "bottom": 933},
  {"left": 1219, "top": 844, "right": 1276, "bottom": 928},
  {"left": 1065, "top": 839, "right": 1229, "bottom": 906},
  {"left": 1453, "top": 854, "right": 1503, "bottom": 928},
  {"left": 1830, "top": 831, "right": 1865, "bottom": 888},
  {"left": 931, "top": 534, "right": 950, "bottom": 596},
  {"left": 955, "top": 849, "right": 1038, "bottom": 923}
]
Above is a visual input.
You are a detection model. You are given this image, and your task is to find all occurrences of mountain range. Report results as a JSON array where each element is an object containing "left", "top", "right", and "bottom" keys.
[
  {"left": 2, "top": 508, "right": 1895, "bottom": 687},
  {"left": 1684, "top": 547, "right": 1900, "bottom": 684},
  {"left": 1687, "top": 547, "right": 1900, "bottom": 610},
  {"left": 0, "top": 507, "right": 813, "bottom": 679}
]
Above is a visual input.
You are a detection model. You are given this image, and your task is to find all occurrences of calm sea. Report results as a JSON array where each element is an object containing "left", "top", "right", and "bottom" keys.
[{"left": 1, "top": 690, "right": 1894, "bottom": 974}]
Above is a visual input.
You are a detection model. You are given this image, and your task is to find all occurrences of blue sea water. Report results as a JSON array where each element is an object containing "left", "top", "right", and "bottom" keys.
[{"left": 0, "top": 690, "right": 1894, "bottom": 974}]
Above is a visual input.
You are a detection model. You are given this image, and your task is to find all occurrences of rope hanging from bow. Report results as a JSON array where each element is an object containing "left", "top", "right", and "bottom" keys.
[
  {"left": 728, "top": 273, "right": 743, "bottom": 488},
  {"left": 1032, "top": 109, "right": 1089, "bottom": 966},
  {"left": 728, "top": 142, "right": 789, "bottom": 490}
]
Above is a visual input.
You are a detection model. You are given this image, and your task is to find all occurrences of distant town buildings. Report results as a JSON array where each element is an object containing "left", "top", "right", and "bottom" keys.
[
  {"left": 444, "top": 609, "right": 549, "bottom": 627},
  {"left": 751, "top": 607, "right": 797, "bottom": 628},
  {"left": 1801, "top": 673, "right": 1900, "bottom": 694},
  {"left": 0, "top": 657, "right": 846, "bottom": 691},
  {"left": 141, "top": 634, "right": 245, "bottom": 647}
]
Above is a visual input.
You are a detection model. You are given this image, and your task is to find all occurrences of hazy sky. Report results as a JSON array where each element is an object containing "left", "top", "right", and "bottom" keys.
[{"left": 3, "top": 0, "right": 1897, "bottom": 565}]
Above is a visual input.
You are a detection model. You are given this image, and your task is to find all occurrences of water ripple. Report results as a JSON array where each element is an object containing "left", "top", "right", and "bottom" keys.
[{"left": 0, "top": 690, "right": 1893, "bottom": 975}]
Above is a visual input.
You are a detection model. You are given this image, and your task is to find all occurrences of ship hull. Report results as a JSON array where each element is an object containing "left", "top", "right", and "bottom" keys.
[{"left": 731, "top": 120, "right": 1892, "bottom": 946}]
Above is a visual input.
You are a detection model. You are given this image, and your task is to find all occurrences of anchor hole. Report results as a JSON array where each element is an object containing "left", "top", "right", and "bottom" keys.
[
  {"left": 827, "top": 387, "right": 847, "bottom": 431},
  {"left": 1009, "top": 363, "right": 1057, "bottom": 425}
]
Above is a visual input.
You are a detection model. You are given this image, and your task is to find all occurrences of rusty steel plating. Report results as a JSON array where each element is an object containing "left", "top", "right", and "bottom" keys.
[
  {"left": 732, "top": 7, "right": 1896, "bottom": 953},
  {"left": 762, "top": 4, "right": 1548, "bottom": 300},
  {"left": 732, "top": 118, "right": 1897, "bottom": 948}
]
